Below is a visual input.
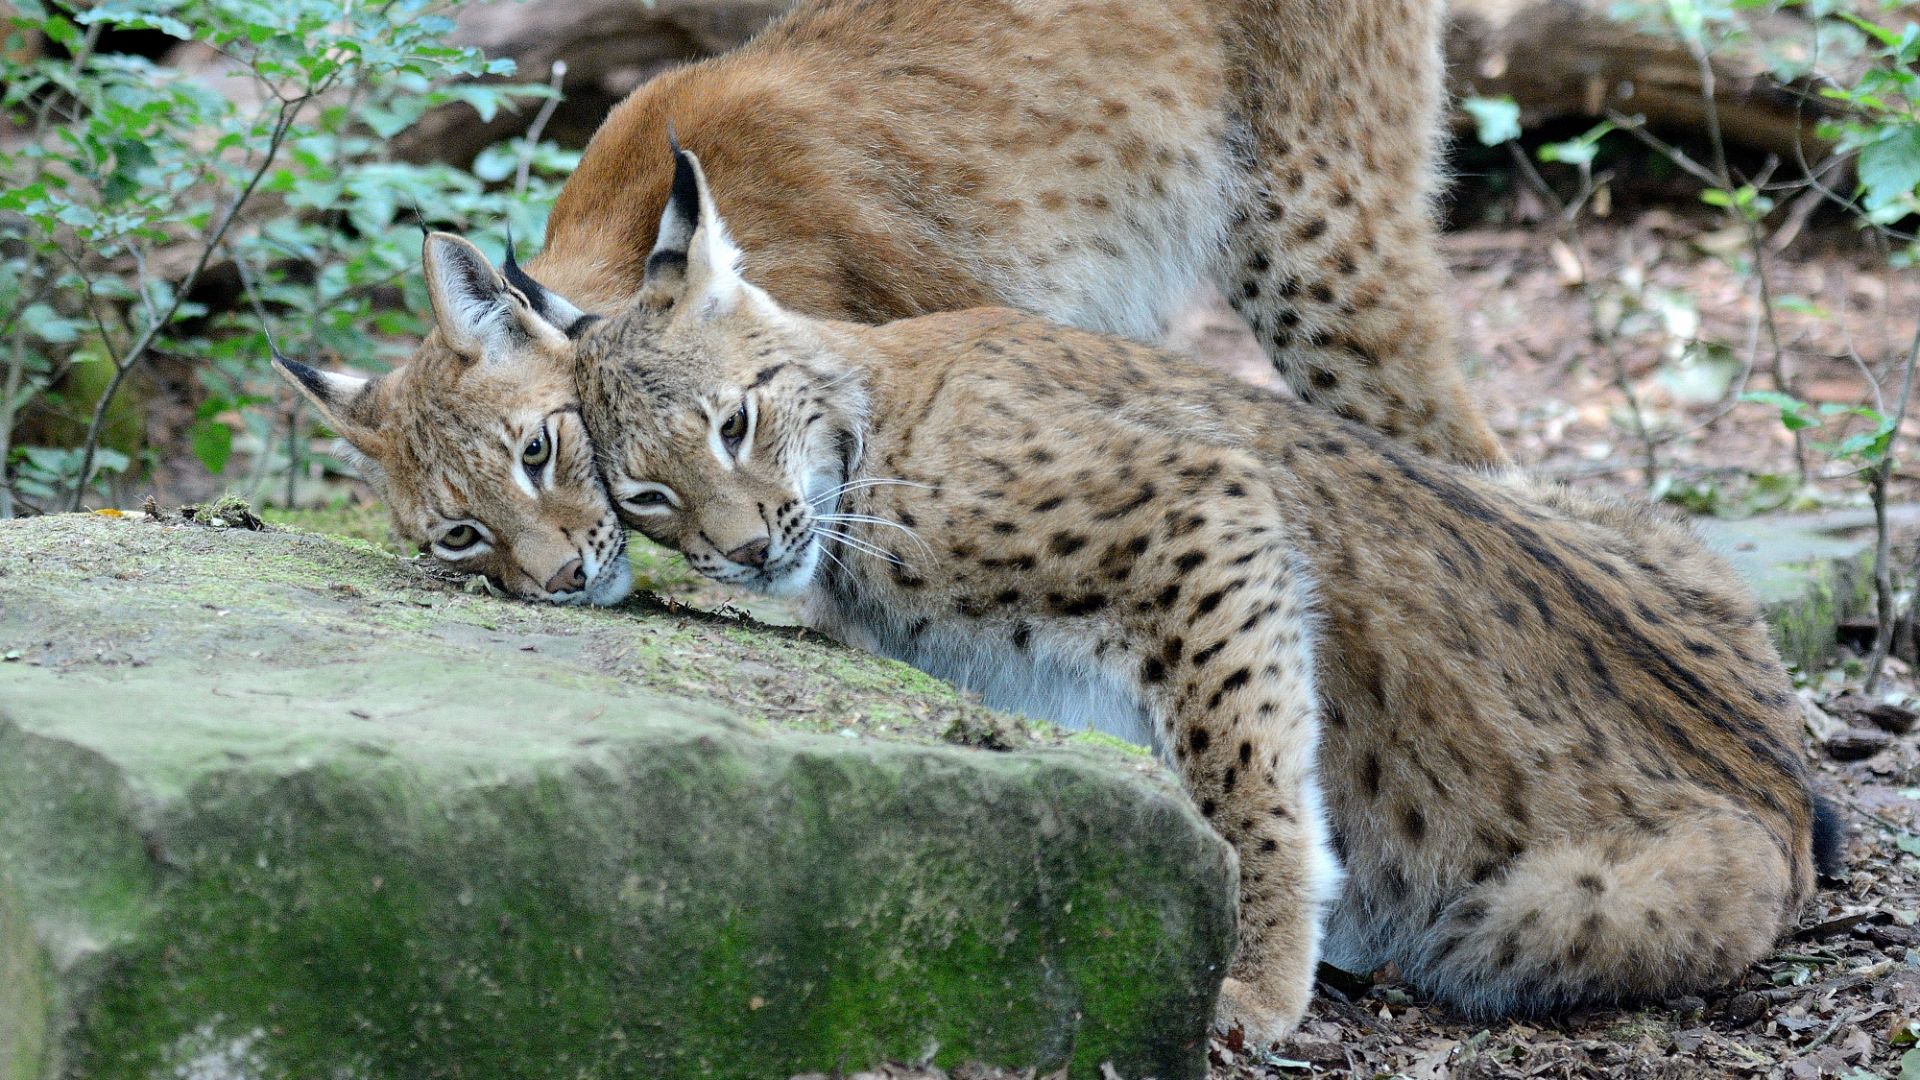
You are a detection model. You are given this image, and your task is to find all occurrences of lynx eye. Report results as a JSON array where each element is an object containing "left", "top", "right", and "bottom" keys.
[
  {"left": 619, "top": 484, "right": 679, "bottom": 514},
  {"left": 440, "top": 525, "right": 481, "bottom": 551},
  {"left": 522, "top": 427, "right": 552, "bottom": 472},
  {"left": 720, "top": 406, "right": 748, "bottom": 449}
]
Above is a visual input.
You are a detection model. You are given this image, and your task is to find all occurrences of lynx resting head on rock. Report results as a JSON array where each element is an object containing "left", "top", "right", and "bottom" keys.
[
  {"left": 572, "top": 146, "right": 1844, "bottom": 1045},
  {"left": 271, "top": 0, "right": 1505, "bottom": 604}
]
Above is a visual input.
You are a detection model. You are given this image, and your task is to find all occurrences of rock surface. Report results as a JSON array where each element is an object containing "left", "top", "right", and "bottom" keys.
[
  {"left": 1700, "top": 506, "right": 1920, "bottom": 671},
  {"left": 0, "top": 513, "right": 1234, "bottom": 1080}
]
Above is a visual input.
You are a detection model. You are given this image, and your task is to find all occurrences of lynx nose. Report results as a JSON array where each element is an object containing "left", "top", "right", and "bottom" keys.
[
  {"left": 545, "top": 558, "right": 587, "bottom": 594},
  {"left": 726, "top": 538, "right": 771, "bottom": 568}
]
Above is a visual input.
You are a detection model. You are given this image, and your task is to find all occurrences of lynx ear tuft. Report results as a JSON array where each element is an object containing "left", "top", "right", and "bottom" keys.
[
  {"left": 502, "top": 227, "right": 588, "bottom": 333},
  {"left": 639, "top": 140, "right": 745, "bottom": 315},
  {"left": 423, "top": 231, "right": 583, "bottom": 357},
  {"left": 424, "top": 231, "right": 514, "bottom": 358},
  {"left": 270, "top": 349, "right": 386, "bottom": 459},
  {"left": 644, "top": 142, "right": 702, "bottom": 286}
]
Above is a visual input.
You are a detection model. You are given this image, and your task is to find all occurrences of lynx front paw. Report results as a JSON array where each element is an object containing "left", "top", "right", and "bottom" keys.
[{"left": 1214, "top": 976, "right": 1306, "bottom": 1049}]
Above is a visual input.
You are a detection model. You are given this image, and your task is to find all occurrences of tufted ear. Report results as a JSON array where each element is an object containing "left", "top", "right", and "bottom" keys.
[
  {"left": 270, "top": 348, "right": 389, "bottom": 465},
  {"left": 637, "top": 141, "right": 746, "bottom": 317},
  {"left": 423, "top": 232, "right": 585, "bottom": 361}
]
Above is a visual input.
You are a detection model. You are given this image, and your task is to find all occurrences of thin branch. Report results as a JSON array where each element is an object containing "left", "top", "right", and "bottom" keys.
[
  {"left": 1865, "top": 323, "right": 1920, "bottom": 694},
  {"left": 514, "top": 60, "right": 567, "bottom": 199},
  {"left": 66, "top": 94, "right": 312, "bottom": 510}
]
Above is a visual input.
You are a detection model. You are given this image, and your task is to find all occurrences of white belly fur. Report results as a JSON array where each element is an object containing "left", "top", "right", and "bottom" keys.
[{"left": 806, "top": 586, "right": 1163, "bottom": 757}]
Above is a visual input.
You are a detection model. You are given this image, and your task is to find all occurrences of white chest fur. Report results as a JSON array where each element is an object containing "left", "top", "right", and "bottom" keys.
[{"left": 805, "top": 582, "right": 1163, "bottom": 756}]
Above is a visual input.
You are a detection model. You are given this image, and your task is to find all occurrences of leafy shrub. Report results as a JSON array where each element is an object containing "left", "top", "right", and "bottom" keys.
[
  {"left": 0, "top": 0, "right": 575, "bottom": 514},
  {"left": 1464, "top": 0, "right": 1920, "bottom": 688}
]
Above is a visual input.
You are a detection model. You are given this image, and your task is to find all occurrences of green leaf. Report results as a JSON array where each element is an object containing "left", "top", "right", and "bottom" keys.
[
  {"left": 187, "top": 418, "right": 233, "bottom": 475},
  {"left": 19, "top": 302, "right": 82, "bottom": 345},
  {"left": 1741, "top": 390, "right": 1820, "bottom": 432},
  {"left": 1776, "top": 295, "right": 1832, "bottom": 319},
  {"left": 1860, "top": 127, "right": 1920, "bottom": 212},
  {"left": 1894, "top": 833, "right": 1920, "bottom": 856},
  {"left": 1840, "top": 11, "right": 1904, "bottom": 49},
  {"left": 1462, "top": 96, "right": 1522, "bottom": 146},
  {"left": 1538, "top": 121, "right": 1617, "bottom": 167},
  {"left": 1902, "top": 1046, "right": 1920, "bottom": 1080},
  {"left": 1667, "top": 0, "right": 1705, "bottom": 46}
]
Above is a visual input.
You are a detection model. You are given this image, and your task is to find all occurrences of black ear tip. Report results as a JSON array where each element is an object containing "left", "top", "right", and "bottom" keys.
[
  {"left": 275, "top": 353, "right": 332, "bottom": 399},
  {"left": 501, "top": 226, "right": 526, "bottom": 282},
  {"left": 665, "top": 140, "right": 701, "bottom": 224}
]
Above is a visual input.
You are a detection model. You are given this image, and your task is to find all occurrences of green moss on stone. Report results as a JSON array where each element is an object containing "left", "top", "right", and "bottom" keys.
[{"left": 0, "top": 514, "right": 1229, "bottom": 1080}]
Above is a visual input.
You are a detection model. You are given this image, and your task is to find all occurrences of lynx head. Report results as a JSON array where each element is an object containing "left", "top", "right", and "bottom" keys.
[
  {"left": 576, "top": 145, "right": 869, "bottom": 597},
  {"left": 271, "top": 232, "right": 632, "bottom": 605}
]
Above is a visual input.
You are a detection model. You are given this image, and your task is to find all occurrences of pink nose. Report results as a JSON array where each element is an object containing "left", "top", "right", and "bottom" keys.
[
  {"left": 545, "top": 559, "right": 586, "bottom": 594},
  {"left": 726, "top": 538, "right": 771, "bottom": 567}
]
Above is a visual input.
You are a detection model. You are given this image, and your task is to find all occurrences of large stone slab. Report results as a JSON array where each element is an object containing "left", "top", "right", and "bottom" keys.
[
  {"left": 0, "top": 514, "right": 1234, "bottom": 1080},
  {"left": 1700, "top": 505, "right": 1920, "bottom": 671}
]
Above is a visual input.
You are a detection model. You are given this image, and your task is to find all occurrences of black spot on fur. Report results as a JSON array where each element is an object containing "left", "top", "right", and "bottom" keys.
[{"left": 1403, "top": 807, "right": 1427, "bottom": 842}]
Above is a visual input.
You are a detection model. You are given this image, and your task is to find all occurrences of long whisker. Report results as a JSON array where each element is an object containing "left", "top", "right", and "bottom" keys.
[
  {"left": 814, "top": 512, "right": 927, "bottom": 546},
  {"left": 813, "top": 527, "right": 903, "bottom": 565},
  {"left": 810, "top": 477, "right": 933, "bottom": 506},
  {"left": 813, "top": 528, "right": 897, "bottom": 562},
  {"left": 816, "top": 543, "right": 853, "bottom": 579}
]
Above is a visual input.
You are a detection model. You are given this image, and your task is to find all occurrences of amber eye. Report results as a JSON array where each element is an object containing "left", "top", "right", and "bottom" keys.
[
  {"left": 522, "top": 428, "right": 552, "bottom": 472},
  {"left": 441, "top": 524, "right": 481, "bottom": 551},
  {"left": 720, "top": 407, "right": 748, "bottom": 448}
]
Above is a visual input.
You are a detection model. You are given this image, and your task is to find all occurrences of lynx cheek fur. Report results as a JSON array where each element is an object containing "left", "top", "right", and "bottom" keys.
[
  {"left": 573, "top": 148, "right": 1841, "bottom": 1045},
  {"left": 276, "top": 0, "right": 1504, "bottom": 603}
]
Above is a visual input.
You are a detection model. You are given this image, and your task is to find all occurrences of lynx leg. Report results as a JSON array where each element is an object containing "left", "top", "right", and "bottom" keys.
[
  {"left": 1143, "top": 543, "right": 1339, "bottom": 1045},
  {"left": 1217, "top": 0, "right": 1507, "bottom": 468},
  {"left": 1403, "top": 810, "right": 1796, "bottom": 1015}
]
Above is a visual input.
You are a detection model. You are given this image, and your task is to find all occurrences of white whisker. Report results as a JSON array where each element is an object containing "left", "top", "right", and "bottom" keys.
[
  {"left": 813, "top": 527, "right": 903, "bottom": 566},
  {"left": 814, "top": 512, "right": 928, "bottom": 549},
  {"left": 817, "top": 543, "right": 853, "bottom": 578},
  {"left": 810, "top": 477, "right": 933, "bottom": 506}
]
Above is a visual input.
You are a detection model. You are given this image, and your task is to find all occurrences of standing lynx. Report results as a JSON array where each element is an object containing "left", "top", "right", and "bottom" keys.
[
  {"left": 275, "top": 0, "right": 1506, "bottom": 603},
  {"left": 572, "top": 147, "right": 1840, "bottom": 1044}
]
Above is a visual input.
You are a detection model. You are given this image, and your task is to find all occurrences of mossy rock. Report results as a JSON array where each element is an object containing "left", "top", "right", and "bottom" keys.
[
  {"left": 0, "top": 513, "right": 1233, "bottom": 1080},
  {"left": 1700, "top": 507, "right": 1920, "bottom": 672}
]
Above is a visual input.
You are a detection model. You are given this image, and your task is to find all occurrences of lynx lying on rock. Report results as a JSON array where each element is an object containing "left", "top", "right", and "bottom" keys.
[
  {"left": 570, "top": 148, "right": 1841, "bottom": 1044},
  {"left": 273, "top": 0, "right": 1504, "bottom": 603}
]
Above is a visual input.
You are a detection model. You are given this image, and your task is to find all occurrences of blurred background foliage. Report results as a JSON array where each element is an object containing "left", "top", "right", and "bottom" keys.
[{"left": 1, "top": 0, "right": 576, "bottom": 517}]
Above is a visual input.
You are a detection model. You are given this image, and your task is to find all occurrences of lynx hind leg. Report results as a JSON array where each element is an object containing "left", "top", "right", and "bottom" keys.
[
  {"left": 1217, "top": 2, "right": 1507, "bottom": 469},
  {"left": 1150, "top": 542, "right": 1340, "bottom": 1045},
  {"left": 1405, "top": 811, "right": 1795, "bottom": 1015}
]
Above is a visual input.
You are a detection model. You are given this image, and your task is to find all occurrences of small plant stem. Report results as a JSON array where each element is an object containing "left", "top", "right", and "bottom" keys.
[
  {"left": 515, "top": 61, "right": 567, "bottom": 199},
  {"left": 65, "top": 95, "right": 310, "bottom": 511},
  {"left": 1865, "top": 322, "right": 1920, "bottom": 694},
  {"left": 1739, "top": 163, "right": 1807, "bottom": 484},
  {"left": 1607, "top": 112, "right": 1808, "bottom": 483},
  {"left": 1505, "top": 141, "right": 1658, "bottom": 488},
  {"left": 285, "top": 401, "right": 301, "bottom": 509}
]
